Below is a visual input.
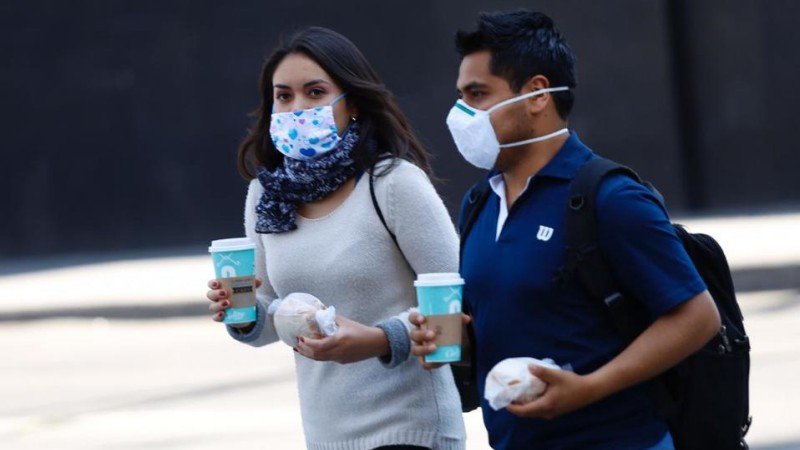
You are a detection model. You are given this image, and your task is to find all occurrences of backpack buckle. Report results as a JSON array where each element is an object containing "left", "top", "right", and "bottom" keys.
[
  {"left": 569, "top": 195, "right": 585, "bottom": 210},
  {"left": 604, "top": 292, "right": 624, "bottom": 309}
]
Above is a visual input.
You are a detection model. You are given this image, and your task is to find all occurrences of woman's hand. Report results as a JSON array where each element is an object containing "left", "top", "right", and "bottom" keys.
[
  {"left": 206, "top": 278, "right": 262, "bottom": 329},
  {"left": 295, "top": 315, "right": 390, "bottom": 364}
]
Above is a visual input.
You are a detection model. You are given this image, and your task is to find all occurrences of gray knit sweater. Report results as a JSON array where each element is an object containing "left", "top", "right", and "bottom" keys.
[{"left": 226, "top": 159, "right": 466, "bottom": 450}]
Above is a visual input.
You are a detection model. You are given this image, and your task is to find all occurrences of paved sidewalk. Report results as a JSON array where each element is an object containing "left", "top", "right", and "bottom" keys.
[{"left": 1, "top": 289, "right": 798, "bottom": 449}]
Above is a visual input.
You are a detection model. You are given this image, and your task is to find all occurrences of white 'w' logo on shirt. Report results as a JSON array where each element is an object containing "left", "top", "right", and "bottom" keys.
[{"left": 537, "top": 226, "right": 554, "bottom": 241}]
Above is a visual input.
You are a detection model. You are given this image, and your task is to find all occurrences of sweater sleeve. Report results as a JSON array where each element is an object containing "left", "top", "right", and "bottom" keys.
[
  {"left": 386, "top": 162, "right": 459, "bottom": 277},
  {"left": 374, "top": 161, "right": 460, "bottom": 367},
  {"left": 226, "top": 179, "right": 281, "bottom": 347}
]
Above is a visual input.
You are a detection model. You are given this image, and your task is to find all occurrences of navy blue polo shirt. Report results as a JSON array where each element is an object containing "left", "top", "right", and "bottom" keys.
[{"left": 460, "top": 133, "right": 706, "bottom": 449}]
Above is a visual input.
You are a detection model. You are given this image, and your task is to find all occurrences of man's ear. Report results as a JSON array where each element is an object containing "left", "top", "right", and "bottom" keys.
[{"left": 523, "top": 75, "right": 552, "bottom": 115}]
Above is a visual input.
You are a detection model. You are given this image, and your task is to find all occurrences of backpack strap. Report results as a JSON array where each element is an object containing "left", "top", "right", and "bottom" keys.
[
  {"left": 453, "top": 179, "right": 492, "bottom": 412},
  {"left": 369, "top": 170, "right": 401, "bottom": 251},
  {"left": 559, "top": 157, "right": 644, "bottom": 339},
  {"left": 458, "top": 180, "right": 493, "bottom": 254}
]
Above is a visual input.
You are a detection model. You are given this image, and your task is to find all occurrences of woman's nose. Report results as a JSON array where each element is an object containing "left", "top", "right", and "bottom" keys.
[{"left": 290, "top": 99, "right": 318, "bottom": 112}]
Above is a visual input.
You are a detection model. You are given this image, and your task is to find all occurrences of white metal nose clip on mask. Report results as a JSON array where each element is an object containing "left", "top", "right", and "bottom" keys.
[
  {"left": 270, "top": 93, "right": 347, "bottom": 160},
  {"left": 445, "top": 87, "right": 571, "bottom": 170}
]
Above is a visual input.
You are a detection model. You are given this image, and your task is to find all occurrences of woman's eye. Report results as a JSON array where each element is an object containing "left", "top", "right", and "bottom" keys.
[
  {"left": 276, "top": 93, "right": 290, "bottom": 101},
  {"left": 309, "top": 88, "right": 325, "bottom": 97}
]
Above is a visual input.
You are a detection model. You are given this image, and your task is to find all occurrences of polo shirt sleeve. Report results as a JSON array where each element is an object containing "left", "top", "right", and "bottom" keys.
[{"left": 595, "top": 175, "right": 707, "bottom": 317}]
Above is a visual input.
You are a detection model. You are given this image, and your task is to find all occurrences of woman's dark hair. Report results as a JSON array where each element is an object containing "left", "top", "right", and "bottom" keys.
[
  {"left": 237, "top": 26, "right": 433, "bottom": 180},
  {"left": 455, "top": 10, "right": 577, "bottom": 120}
]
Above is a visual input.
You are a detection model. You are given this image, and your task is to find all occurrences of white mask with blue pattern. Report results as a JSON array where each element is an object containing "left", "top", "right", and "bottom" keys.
[{"left": 270, "top": 93, "right": 347, "bottom": 160}]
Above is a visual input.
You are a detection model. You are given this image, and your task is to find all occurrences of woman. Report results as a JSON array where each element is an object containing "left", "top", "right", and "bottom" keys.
[{"left": 205, "top": 27, "right": 466, "bottom": 450}]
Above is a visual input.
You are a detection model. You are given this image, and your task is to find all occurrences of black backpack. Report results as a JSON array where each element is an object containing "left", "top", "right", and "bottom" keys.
[{"left": 456, "top": 157, "right": 752, "bottom": 449}]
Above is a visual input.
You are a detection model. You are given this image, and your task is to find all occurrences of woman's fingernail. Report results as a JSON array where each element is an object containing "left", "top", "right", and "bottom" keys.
[
  {"left": 223, "top": 301, "right": 230, "bottom": 307},
  {"left": 299, "top": 337, "right": 305, "bottom": 343},
  {"left": 219, "top": 290, "right": 226, "bottom": 297},
  {"left": 293, "top": 348, "right": 298, "bottom": 352}
]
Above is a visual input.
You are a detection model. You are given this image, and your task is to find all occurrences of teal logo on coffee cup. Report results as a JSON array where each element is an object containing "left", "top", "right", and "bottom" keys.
[
  {"left": 209, "top": 238, "right": 257, "bottom": 325},
  {"left": 210, "top": 244, "right": 255, "bottom": 279},
  {"left": 223, "top": 306, "right": 257, "bottom": 323},
  {"left": 417, "top": 286, "right": 463, "bottom": 316},
  {"left": 415, "top": 273, "right": 465, "bottom": 363}
]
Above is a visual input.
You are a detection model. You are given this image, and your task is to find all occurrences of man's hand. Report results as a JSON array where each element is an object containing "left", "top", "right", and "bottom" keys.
[
  {"left": 295, "top": 315, "right": 389, "bottom": 364},
  {"left": 409, "top": 311, "right": 471, "bottom": 370},
  {"left": 505, "top": 365, "right": 602, "bottom": 420}
]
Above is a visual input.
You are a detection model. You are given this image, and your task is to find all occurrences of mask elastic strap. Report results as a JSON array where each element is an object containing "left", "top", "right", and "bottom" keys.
[
  {"left": 499, "top": 127, "right": 570, "bottom": 148},
  {"left": 330, "top": 92, "right": 347, "bottom": 106},
  {"left": 487, "top": 86, "right": 570, "bottom": 113}
]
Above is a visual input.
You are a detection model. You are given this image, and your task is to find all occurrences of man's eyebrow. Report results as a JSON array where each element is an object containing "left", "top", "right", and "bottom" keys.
[{"left": 458, "top": 81, "right": 490, "bottom": 92}]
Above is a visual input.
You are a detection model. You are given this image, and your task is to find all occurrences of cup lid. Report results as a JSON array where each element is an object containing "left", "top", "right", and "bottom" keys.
[
  {"left": 414, "top": 272, "right": 465, "bottom": 287},
  {"left": 208, "top": 237, "right": 256, "bottom": 253}
]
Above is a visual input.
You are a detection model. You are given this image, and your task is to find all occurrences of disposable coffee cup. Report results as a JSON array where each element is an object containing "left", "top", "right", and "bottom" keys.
[
  {"left": 209, "top": 237, "right": 257, "bottom": 324},
  {"left": 414, "top": 272, "right": 465, "bottom": 363}
]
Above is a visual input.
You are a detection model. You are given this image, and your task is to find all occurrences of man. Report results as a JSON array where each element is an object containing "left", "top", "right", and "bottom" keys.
[{"left": 410, "top": 10, "right": 720, "bottom": 450}]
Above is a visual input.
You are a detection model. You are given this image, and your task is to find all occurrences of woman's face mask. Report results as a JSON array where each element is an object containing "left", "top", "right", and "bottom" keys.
[
  {"left": 445, "top": 87, "right": 570, "bottom": 170},
  {"left": 270, "top": 92, "right": 348, "bottom": 160}
]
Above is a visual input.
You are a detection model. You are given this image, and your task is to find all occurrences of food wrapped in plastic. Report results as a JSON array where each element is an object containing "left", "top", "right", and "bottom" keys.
[
  {"left": 267, "top": 292, "right": 338, "bottom": 347},
  {"left": 484, "top": 357, "right": 561, "bottom": 411}
]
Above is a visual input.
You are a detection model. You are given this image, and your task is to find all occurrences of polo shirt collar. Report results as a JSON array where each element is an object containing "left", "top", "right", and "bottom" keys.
[
  {"left": 483, "top": 131, "right": 593, "bottom": 188},
  {"left": 488, "top": 172, "right": 533, "bottom": 199},
  {"left": 535, "top": 131, "right": 593, "bottom": 181}
]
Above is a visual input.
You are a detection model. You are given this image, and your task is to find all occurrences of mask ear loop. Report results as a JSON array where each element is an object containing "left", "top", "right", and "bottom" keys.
[
  {"left": 487, "top": 86, "right": 570, "bottom": 114},
  {"left": 498, "top": 127, "right": 570, "bottom": 149},
  {"left": 330, "top": 92, "right": 353, "bottom": 125},
  {"left": 330, "top": 92, "right": 348, "bottom": 106}
]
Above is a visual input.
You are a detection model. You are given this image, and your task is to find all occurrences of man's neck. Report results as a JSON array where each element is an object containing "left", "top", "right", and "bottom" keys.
[{"left": 502, "top": 131, "right": 569, "bottom": 207}]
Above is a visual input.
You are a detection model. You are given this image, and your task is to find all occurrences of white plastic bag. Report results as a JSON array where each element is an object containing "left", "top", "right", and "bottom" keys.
[
  {"left": 267, "top": 293, "right": 338, "bottom": 346},
  {"left": 484, "top": 357, "right": 561, "bottom": 411}
]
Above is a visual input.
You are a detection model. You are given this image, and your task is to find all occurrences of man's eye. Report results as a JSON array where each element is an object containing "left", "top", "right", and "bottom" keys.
[{"left": 471, "top": 91, "right": 485, "bottom": 98}]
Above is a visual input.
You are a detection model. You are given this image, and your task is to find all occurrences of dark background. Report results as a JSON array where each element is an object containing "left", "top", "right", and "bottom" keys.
[{"left": 2, "top": 0, "right": 799, "bottom": 258}]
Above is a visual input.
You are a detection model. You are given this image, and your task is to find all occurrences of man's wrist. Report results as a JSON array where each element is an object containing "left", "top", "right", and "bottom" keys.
[{"left": 584, "top": 369, "right": 617, "bottom": 404}]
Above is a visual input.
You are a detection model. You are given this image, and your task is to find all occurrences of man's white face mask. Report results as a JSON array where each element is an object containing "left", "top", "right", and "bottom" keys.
[{"left": 445, "top": 86, "right": 570, "bottom": 170}]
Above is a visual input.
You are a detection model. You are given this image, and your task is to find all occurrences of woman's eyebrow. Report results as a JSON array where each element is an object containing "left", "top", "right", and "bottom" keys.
[
  {"left": 303, "top": 79, "right": 329, "bottom": 88},
  {"left": 273, "top": 79, "right": 330, "bottom": 90}
]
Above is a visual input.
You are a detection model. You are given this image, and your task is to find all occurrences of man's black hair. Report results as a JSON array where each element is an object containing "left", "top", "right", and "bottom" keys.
[{"left": 456, "top": 10, "right": 577, "bottom": 119}]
